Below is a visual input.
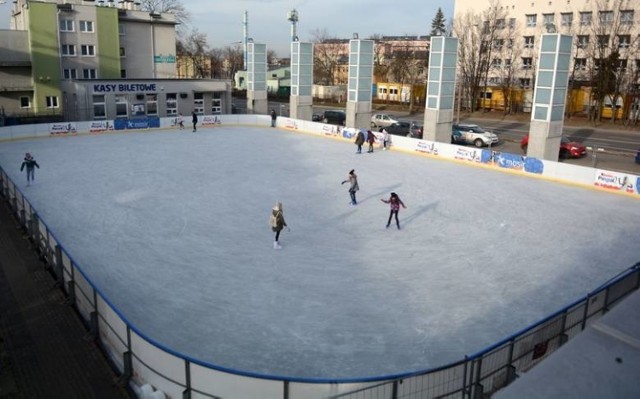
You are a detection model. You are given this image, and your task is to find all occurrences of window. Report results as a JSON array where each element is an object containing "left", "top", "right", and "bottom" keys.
[
  {"left": 508, "top": 18, "right": 516, "bottom": 29},
  {"left": 616, "top": 59, "right": 628, "bottom": 71},
  {"left": 194, "top": 92, "right": 204, "bottom": 114},
  {"left": 63, "top": 68, "right": 77, "bottom": 79},
  {"left": 599, "top": 11, "right": 613, "bottom": 25},
  {"left": 496, "top": 19, "right": 506, "bottom": 29},
  {"left": 522, "top": 57, "right": 533, "bottom": 69},
  {"left": 561, "top": 12, "right": 573, "bottom": 26},
  {"left": 493, "top": 39, "right": 504, "bottom": 49},
  {"left": 594, "top": 58, "right": 602, "bottom": 71},
  {"left": 81, "top": 45, "right": 95, "bottom": 56},
  {"left": 492, "top": 58, "right": 502, "bottom": 67},
  {"left": 543, "top": 13, "right": 555, "bottom": 26},
  {"left": 621, "top": 10, "right": 634, "bottom": 25},
  {"left": 120, "top": 69, "right": 127, "bottom": 78},
  {"left": 577, "top": 35, "right": 589, "bottom": 48},
  {"left": 504, "top": 59, "right": 512, "bottom": 67},
  {"left": 116, "top": 94, "right": 128, "bottom": 117},
  {"left": 146, "top": 94, "right": 158, "bottom": 116},
  {"left": 597, "top": 35, "right": 609, "bottom": 48},
  {"left": 636, "top": 59, "right": 640, "bottom": 70},
  {"left": 524, "top": 36, "right": 535, "bottom": 48},
  {"left": 20, "top": 96, "right": 30, "bottom": 108},
  {"left": 526, "top": 14, "right": 537, "bottom": 27},
  {"left": 119, "top": 24, "right": 126, "bottom": 35},
  {"left": 618, "top": 35, "right": 631, "bottom": 48},
  {"left": 119, "top": 47, "right": 126, "bottom": 57},
  {"left": 60, "top": 19, "right": 74, "bottom": 32},
  {"left": 579, "top": 12, "right": 592, "bottom": 26},
  {"left": 82, "top": 68, "right": 97, "bottom": 79},
  {"left": 574, "top": 58, "right": 587, "bottom": 70},
  {"left": 507, "top": 39, "right": 514, "bottom": 49},
  {"left": 166, "top": 93, "right": 177, "bottom": 116},
  {"left": 93, "top": 94, "right": 106, "bottom": 119},
  {"left": 212, "top": 97, "right": 222, "bottom": 114},
  {"left": 80, "top": 20, "right": 94, "bottom": 32},
  {"left": 45, "top": 96, "right": 59, "bottom": 108},
  {"left": 61, "top": 44, "right": 76, "bottom": 56},
  {"left": 519, "top": 78, "right": 531, "bottom": 88}
]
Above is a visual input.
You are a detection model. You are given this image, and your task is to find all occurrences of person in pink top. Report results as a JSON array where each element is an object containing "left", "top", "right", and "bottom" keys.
[{"left": 381, "top": 192, "right": 406, "bottom": 229}]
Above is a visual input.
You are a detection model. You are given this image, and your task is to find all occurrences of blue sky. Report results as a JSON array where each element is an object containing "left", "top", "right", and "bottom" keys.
[{"left": 0, "top": 0, "right": 454, "bottom": 57}]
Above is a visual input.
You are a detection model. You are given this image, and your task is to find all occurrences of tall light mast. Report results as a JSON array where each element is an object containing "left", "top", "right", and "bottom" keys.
[
  {"left": 287, "top": 9, "right": 299, "bottom": 42},
  {"left": 243, "top": 11, "right": 248, "bottom": 69}
]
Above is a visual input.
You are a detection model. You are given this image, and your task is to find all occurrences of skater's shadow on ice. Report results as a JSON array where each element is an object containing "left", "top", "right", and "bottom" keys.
[
  {"left": 358, "top": 184, "right": 403, "bottom": 205},
  {"left": 401, "top": 201, "right": 439, "bottom": 228}
]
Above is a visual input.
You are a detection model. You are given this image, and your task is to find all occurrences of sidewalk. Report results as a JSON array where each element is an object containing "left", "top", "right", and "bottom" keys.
[{"left": 0, "top": 199, "right": 129, "bottom": 398}]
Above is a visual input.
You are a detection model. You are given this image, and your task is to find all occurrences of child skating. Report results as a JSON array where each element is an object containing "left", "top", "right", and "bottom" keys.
[
  {"left": 381, "top": 192, "right": 406, "bottom": 229},
  {"left": 20, "top": 152, "right": 40, "bottom": 186},
  {"left": 270, "top": 202, "right": 288, "bottom": 249},
  {"left": 341, "top": 169, "right": 359, "bottom": 205}
]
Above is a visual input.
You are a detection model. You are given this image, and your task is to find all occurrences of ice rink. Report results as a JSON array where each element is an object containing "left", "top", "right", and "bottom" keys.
[{"left": 0, "top": 126, "right": 638, "bottom": 379}]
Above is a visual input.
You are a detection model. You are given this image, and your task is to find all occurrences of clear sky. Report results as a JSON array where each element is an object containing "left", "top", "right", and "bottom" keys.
[{"left": 0, "top": 0, "right": 454, "bottom": 57}]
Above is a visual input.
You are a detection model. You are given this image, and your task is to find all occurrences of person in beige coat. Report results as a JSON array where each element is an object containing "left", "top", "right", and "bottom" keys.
[{"left": 270, "top": 202, "right": 288, "bottom": 249}]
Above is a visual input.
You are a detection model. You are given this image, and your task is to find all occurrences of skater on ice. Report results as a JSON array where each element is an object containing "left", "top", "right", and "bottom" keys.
[
  {"left": 354, "top": 130, "right": 365, "bottom": 154},
  {"left": 192, "top": 111, "right": 198, "bottom": 132},
  {"left": 381, "top": 192, "right": 406, "bottom": 229},
  {"left": 270, "top": 202, "right": 288, "bottom": 249},
  {"left": 381, "top": 128, "right": 390, "bottom": 150},
  {"left": 341, "top": 169, "right": 359, "bottom": 205},
  {"left": 20, "top": 152, "right": 40, "bottom": 186},
  {"left": 176, "top": 113, "right": 184, "bottom": 129},
  {"left": 366, "top": 130, "right": 376, "bottom": 153}
]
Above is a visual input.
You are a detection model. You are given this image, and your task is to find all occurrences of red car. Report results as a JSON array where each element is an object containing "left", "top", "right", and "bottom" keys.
[{"left": 520, "top": 135, "right": 587, "bottom": 159}]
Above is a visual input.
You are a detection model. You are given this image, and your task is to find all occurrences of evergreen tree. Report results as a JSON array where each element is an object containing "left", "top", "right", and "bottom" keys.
[{"left": 430, "top": 8, "right": 447, "bottom": 36}]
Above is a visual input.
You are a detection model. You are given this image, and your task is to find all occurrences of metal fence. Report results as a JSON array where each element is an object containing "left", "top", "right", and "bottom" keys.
[{"left": 1, "top": 163, "right": 638, "bottom": 399}]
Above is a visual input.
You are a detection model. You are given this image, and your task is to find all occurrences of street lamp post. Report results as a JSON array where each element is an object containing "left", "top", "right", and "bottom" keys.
[{"left": 456, "top": 81, "right": 462, "bottom": 124}]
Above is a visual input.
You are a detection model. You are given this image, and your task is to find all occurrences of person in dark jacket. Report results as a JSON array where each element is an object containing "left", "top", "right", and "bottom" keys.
[
  {"left": 354, "top": 130, "right": 365, "bottom": 154},
  {"left": 341, "top": 169, "right": 359, "bottom": 205},
  {"left": 271, "top": 202, "right": 288, "bottom": 249},
  {"left": 270, "top": 109, "right": 277, "bottom": 127},
  {"left": 20, "top": 152, "right": 40, "bottom": 186},
  {"left": 192, "top": 111, "right": 198, "bottom": 132},
  {"left": 381, "top": 192, "right": 407, "bottom": 229},
  {"left": 366, "top": 130, "right": 376, "bottom": 153}
]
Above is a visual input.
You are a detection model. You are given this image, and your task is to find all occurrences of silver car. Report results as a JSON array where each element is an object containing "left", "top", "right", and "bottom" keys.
[
  {"left": 371, "top": 113, "right": 399, "bottom": 128},
  {"left": 451, "top": 124, "right": 499, "bottom": 147}
]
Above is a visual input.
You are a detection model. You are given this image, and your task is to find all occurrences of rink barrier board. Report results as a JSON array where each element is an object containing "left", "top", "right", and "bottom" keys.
[
  {"left": 1, "top": 119, "right": 640, "bottom": 398},
  {"left": 1, "top": 114, "right": 637, "bottom": 199}
]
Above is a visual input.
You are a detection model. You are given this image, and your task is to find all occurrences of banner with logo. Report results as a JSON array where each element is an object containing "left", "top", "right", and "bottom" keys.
[
  {"left": 49, "top": 123, "right": 77, "bottom": 135},
  {"left": 89, "top": 121, "right": 114, "bottom": 133}
]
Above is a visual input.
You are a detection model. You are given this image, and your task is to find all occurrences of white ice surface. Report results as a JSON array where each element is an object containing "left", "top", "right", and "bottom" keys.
[{"left": 0, "top": 127, "right": 638, "bottom": 380}]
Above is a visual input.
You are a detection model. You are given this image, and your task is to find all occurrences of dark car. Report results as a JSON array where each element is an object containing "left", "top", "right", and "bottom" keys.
[
  {"left": 320, "top": 110, "right": 346, "bottom": 126},
  {"left": 312, "top": 113, "right": 322, "bottom": 122},
  {"left": 520, "top": 135, "right": 587, "bottom": 159},
  {"left": 636, "top": 149, "right": 640, "bottom": 164},
  {"left": 380, "top": 122, "right": 423, "bottom": 138}
]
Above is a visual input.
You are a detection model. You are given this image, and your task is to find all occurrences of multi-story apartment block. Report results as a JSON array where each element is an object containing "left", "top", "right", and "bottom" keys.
[
  {"left": 454, "top": 0, "right": 640, "bottom": 117},
  {"left": 0, "top": 0, "right": 231, "bottom": 124}
]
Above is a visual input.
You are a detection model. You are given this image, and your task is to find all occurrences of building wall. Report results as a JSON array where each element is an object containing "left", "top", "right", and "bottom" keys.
[
  {"left": 29, "top": 2, "right": 62, "bottom": 116},
  {"left": 96, "top": 6, "right": 121, "bottom": 79}
]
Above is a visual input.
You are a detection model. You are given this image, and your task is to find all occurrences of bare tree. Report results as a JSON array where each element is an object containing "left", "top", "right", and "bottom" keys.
[
  {"left": 369, "top": 34, "right": 391, "bottom": 83},
  {"left": 388, "top": 39, "right": 428, "bottom": 111},
  {"left": 311, "top": 28, "right": 347, "bottom": 85},
  {"left": 176, "top": 29, "right": 209, "bottom": 78},
  {"left": 491, "top": 15, "right": 523, "bottom": 114},
  {"left": 139, "top": 0, "right": 190, "bottom": 31},
  {"left": 222, "top": 45, "right": 244, "bottom": 85}
]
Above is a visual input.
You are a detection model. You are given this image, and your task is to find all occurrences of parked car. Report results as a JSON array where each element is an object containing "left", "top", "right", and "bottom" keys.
[
  {"left": 312, "top": 113, "right": 322, "bottom": 122},
  {"left": 520, "top": 135, "right": 587, "bottom": 159},
  {"left": 636, "top": 148, "right": 640, "bottom": 164},
  {"left": 451, "top": 124, "right": 499, "bottom": 147},
  {"left": 371, "top": 113, "right": 399, "bottom": 128},
  {"left": 381, "top": 122, "right": 423, "bottom": 138},
  {"left": 320, "top": 110, "right": 346, "bottom": 125}
]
